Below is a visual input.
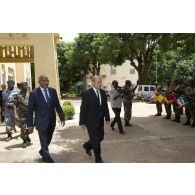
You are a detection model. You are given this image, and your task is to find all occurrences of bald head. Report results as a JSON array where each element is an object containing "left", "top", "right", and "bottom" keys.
[
  {"left": 92, "top": 75, "right": 102, "bottom": 90},
  {"left": 38, "top": 74, "right": 49, "bottom": 88}
]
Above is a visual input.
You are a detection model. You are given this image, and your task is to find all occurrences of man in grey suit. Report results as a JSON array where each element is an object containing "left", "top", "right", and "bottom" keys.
[{"left": 27, "top": 75, "right": 65, "bottom": 163}]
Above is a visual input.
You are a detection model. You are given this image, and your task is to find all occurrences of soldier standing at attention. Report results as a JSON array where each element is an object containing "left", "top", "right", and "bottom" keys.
[
  {"left": 122, "top": 80, "right": 139, "bottom": 127},
  {"left": 188, "top": 79, "right": 195, "bottom": 128},
  {"left": 13, "top": 82, "right": 31, "bottom": 148},
  {"left": 2, "top": 80, "right": 18, "bottom": 141},
  {"left": 172, "top": 80, "right": 185, "bottom": 123},
  {"left": 183, "top": 80, "right": 192, "bottom": 126}
]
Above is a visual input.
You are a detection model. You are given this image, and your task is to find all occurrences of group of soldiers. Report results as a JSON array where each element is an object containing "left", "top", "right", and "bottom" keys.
[
  {"left": 154, "top": 79, "right": 195, "bottom": 128},
  {"left": 1, "top": 80, "right": 31, "bottom": 148}
]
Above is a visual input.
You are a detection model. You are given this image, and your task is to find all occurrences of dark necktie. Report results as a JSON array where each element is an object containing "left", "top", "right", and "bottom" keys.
[
  {"left": 96, "top": 90, "right": 100, "bottom": 105},
  {"left": 44, "top": 89, "right": 50, "bottom": 103}
]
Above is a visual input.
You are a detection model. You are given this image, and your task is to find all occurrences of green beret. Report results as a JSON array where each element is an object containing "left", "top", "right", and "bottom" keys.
[
  {"left": 20, "top": 81, "right": 28, "bottom": 86},
  {"left": 7, "top": 80, "right": 15, "bottom": 84}
]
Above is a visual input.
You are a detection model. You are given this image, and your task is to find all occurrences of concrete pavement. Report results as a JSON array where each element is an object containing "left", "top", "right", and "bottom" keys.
[{"left": 0, "top": 101, "right": 195, "bottom": 163}]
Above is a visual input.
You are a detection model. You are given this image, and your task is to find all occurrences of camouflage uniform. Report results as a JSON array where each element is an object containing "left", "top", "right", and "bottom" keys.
[
  {"left": 13, "top": 90, "right": 30, "bottom": 141},
  {"left": 183, "top": 85, "right": 191, "bottom": 125},
  {"left": 172, "top": 84, "right": 185, "bottom": 122},
  {"left": 2, "top": 88, "right": 18, "bottom": 135},
  {"left": 122, "top": 84, "right": 134, "bottom": 125},
  {"left": 188, "top": 87, "right": 195, "bottom": 127}
]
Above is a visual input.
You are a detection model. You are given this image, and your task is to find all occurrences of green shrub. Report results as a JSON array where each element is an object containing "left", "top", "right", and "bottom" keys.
[{"left": 62, "top": 101, "right": 75, "bottom": 120}]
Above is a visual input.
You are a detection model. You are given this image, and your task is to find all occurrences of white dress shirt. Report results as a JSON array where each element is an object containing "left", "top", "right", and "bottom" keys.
[
  {"left": 92, "top": 87, "right": 101, "bottom": 105},
  {"left": 40, "top": 87, "right": 50, "bottom": 103}
]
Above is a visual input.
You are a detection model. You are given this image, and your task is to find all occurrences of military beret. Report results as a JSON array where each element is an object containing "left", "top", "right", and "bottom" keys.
[
  {"left": 7, "top": 80, "right": 15, "bottom": 84},
  {"left": 20, "top": 81, "right": 28, "bottom": 85}
]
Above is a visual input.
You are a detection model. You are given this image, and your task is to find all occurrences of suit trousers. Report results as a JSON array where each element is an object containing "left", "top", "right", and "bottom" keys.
[
  {"left": 38, "top": 120, "right": 55, "bottom": 156},
  {"left": 84, "top": 117, "right": 104, "bottom": 161}
]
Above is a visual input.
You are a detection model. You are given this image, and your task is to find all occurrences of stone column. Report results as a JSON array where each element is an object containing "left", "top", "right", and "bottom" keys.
[{"left": 31, "top": 34, "right": 60, "bottom": 95}]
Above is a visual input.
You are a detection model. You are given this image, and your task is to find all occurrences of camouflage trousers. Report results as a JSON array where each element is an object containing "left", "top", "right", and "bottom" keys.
[
  {"left": 164, "top": 101, "right": 172, "bottom": 116},
  {"left": 5, "top": 107, "right": 14, "bottom": 134},
  {"left": 190, "top": 103, "right": 195, "bottom": 119},
  {"left": 156, "top": 101, "right": 162, "bottom": 114},
  {"left": 14, "top": 118, "right": 28, "bottom": 141},
  {"left": 123, "top": 99, "right": 132, "bottom": 123},
  {"left": 184, "top": 104, "right": 191, "bottom": 119},
  {"left": 173, "top": 102, "right": 183, "bottom": 116}
]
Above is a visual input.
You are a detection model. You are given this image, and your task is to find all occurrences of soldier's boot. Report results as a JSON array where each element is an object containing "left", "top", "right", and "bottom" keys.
[
  {"left": 154, "top": 113, "right": 161, "bottom": 116},
  {"left": 26, "top": 135, "right": 31, "bottom": 143},
  {"left": 164, "top": 114, "right": 171, "bottom": 119},
  {"left": 176, "top": 115, "right": 181, "bottom": 123},
  {"left": 6, "top": 132, "right": 12, "bottom": 142},
  {"left": 183, "top": 118, "right": 191, "bottom": 126},
  {"left": 125, "top": 121, "right": 133, "bottom": 127},
  {"left": 191, "top": 119, "right": 195, "bottom": 128},
  {"left": 22, "top": 139, "right": 28, "bottom": 148},
  {"left": 172, "top": 116, "right": 177, "bottom": 122}
]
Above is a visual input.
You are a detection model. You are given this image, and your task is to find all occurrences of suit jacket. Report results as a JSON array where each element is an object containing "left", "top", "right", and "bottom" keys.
[
  {"left": 27, "top": 87, "right": 65, "bottom": 131},
  {"left": 79, "top": 88, "right": 110, "bottom": 129}
]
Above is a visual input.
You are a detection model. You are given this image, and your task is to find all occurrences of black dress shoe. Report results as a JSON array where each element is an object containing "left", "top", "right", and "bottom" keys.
[
  {"left": 95, "top": 158, "right": 104, "bottom": 163},
  {"left": 119, "top": 130, "right": 125, "bottom": 135},
  {"left": 83, "top": 144, "right": 92, "bottom": 156},
  {"left": 39, "top": 150, "right": 54, "bottom": 163}
]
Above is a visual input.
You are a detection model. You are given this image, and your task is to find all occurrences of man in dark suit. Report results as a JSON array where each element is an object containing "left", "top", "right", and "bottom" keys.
[
  {"left": 79, "top": 75, "right": 110, "bottom": 163},
  {"left": 27, "top": 75, "right": 65, "bottom": 163}
]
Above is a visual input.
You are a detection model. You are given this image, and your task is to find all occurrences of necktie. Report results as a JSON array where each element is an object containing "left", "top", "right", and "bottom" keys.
[
  {"left": 96, "top": 90, "right": 100, "bottom": 105},
  {"left": 44, "top": 89, "right": 50, "bottom": 103}
]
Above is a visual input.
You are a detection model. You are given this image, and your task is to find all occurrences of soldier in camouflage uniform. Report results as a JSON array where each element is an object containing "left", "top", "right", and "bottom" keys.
[
  {"left": 2, "top": 80, "right": 19, "bottom": 141},
  {"left": 188, "top": 79, "right": 195, "bottom": 128},
  {"left": 122, "top": 80, "right": 139, "bottom": 127},
  {"left": 172, "top": 80, "right": 185, "bottom": 123},
  {"left": 163, "top": 81, "right": 172, "bottom": 119},
  {"left": 183, "top": 80, "right": 192, "bottom": 126},
  {"left": 13, "top": 82, "right": 31, "bottom": 148}
]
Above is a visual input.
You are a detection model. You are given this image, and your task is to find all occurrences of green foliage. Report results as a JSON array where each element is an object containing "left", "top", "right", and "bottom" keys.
[
  {"left": 66, "top": 33, "right": 125, "bottom": 76},
  {"left": 62, "top": 101, "right": 75, "bottom": 120},
  {"left": 57, "top": 41, "right": 84, "bottom": 92}
]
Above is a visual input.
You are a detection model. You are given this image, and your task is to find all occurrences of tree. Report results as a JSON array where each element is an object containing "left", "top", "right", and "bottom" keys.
[
  {"left": 106, "top": 33, "right": 171, "bottom": 84},
  {"left": 67, "top": 33, "right": 125, "bottom": 76},
  {"left": 56, "top": 41, "right": 84, "bottom": 92}
]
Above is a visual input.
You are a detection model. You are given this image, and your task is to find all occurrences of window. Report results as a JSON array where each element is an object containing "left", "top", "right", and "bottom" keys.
[
  {"left": 110, "top": 68, "right": 116, "bottom": 75},
  {"left": 144, "top": 87, "right": 149, "bottom": 91},
  {"left": 150, "top": 87, "right": 155, "bottom": 91},
  {"left": 130, "top": 68, "right": 135, "bottom": 74}
]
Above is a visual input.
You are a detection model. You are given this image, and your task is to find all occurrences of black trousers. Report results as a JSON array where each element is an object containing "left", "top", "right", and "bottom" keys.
[
  {"left": 84, "top": 118, "right": 104, "bottom": 162},
  {"left": 0, "top": 101, "right": 4, "bottom": 122},
  {"left": 111, "top": 107, "right": 123, "bottom": 132}
]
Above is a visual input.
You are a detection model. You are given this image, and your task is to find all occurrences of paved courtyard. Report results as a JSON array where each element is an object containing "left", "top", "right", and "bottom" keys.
[{"left": 0, "top": 101, "right": 195, "bottom": 163}]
